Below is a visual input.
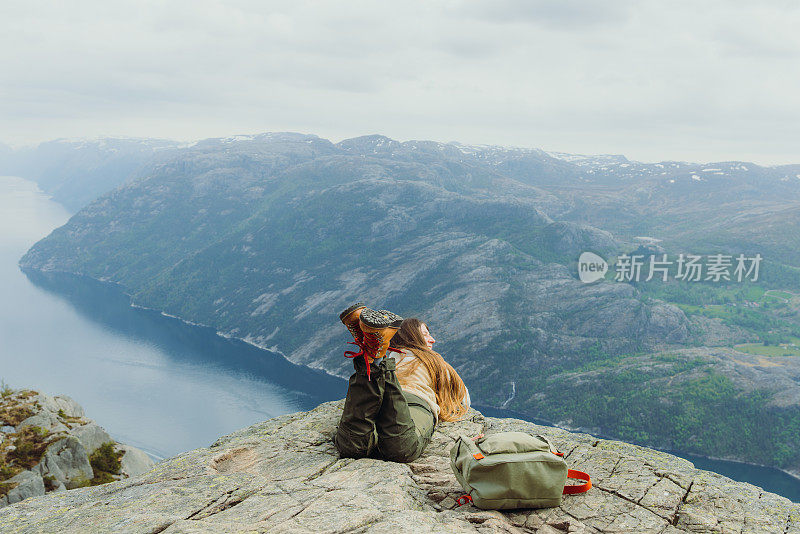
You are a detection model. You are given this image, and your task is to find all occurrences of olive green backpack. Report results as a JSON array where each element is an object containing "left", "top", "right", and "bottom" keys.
[{"left": 450, "top": 431, "right": 591, "bottom": 509}]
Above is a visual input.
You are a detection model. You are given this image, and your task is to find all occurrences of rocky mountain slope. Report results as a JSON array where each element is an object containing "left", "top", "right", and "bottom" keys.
[
  {"left": 0, "top": 387, "right": 154, "bottom": 507},
  {"left": 0, "top": 400, "right": 796, "bottom": 533},
  {"left": 16, "top": 133, "right": 687, "bottom": 376},
  {"left": 16, "top": 132, "right": 800, "bottom": 474}
]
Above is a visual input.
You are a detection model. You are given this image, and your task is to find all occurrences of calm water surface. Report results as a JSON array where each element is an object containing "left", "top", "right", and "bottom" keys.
[{"left": 0, "top": 175, "right": 345, "bottom": 461}]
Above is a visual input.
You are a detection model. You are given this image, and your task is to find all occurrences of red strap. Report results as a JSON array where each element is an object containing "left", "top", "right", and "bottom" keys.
[
  {"left": 563, "top": 469, "right": 592, "bottom": 494},
  {"left": 343, "top": 340, "right": 363, "bottom": 359},
  {"left": 343, "top": 343, "right": 405, "bottom": 382},
  {"left": 455, "top": 494, "right": 473, "bottom": 507},
  {"left": 343, "top": 341, "right": 372, "bottom": 380}
]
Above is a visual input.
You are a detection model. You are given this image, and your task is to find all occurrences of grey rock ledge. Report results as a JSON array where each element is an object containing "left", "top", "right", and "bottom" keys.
[{"left": 0, "top": 400, "right": 797, "bottom": 533}]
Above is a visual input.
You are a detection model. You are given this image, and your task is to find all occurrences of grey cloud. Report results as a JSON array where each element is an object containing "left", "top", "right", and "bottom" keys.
[
  {"left": 712, "top": 27, "right": 800, "bottom": 59},
  {"left": 451, "top": 0, "right": 636, "bottom": 29},
  {"left": 1, "top": 1, "right": 799, "bottom": 165}
]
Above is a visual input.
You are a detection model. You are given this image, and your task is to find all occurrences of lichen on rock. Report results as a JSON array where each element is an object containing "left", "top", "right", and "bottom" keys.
[{"left": 0, "top": 399, "right": 797, "bottom": 533}]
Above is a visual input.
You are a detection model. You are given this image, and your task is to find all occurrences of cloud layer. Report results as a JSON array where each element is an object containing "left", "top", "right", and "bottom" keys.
[{"left": 1, "top": 0, "right": 799, "bottom": 164}]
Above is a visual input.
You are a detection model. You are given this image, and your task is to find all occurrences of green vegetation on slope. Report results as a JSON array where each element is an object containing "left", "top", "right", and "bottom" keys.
[{"left": 476, "top": 352, "right": 800, "bottom": 470}]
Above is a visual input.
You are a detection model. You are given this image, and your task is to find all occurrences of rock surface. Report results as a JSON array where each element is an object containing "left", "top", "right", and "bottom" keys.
[
  {"left": 1, "top": 400, "right": 797, "bottom": 533},
  {"left": 0, "top": 389, "right": 155, "bottom": 507},
  {"left": 37, "top": 436, "right": 94, "bottom": 486}
]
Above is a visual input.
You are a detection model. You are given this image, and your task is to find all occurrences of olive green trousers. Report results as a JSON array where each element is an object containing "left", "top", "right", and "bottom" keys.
[{"left": 334, "top": 356, "right": 435, "bottom": 463}]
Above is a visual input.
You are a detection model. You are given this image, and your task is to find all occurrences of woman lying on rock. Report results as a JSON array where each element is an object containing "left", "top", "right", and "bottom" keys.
[{"left": 334, "top": 304, "right": 470, "bottom": 463}]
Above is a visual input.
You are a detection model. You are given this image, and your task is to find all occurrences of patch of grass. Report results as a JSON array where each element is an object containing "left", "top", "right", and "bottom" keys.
[
  {"left": 0, "top": 380, "right": 15, "bottom": 399},
  {"left": 55, "top": 408, "right": 84, "bottom": 428},
  {"left": 0, "top": 403, "right": 34, "bottom": 427},
  {"left": 88, "top": 442, "right": 123, "bottom": 486},
  {"left": 90, "top": 442, "right": 123, "bottom": 475},
  {"left": 644, "top": 278, "right": 800, "bottom": 350},
  {"left": 765, "top": 289, "right": 794, "bottom": 300},
  {"left": 66, "top": 476, "right": 91, "bottom": 490},
  {"left": 0, "top": 459, "right": 22, "bottom": 481},
  {"left": 734, "top": 343, "right": 800, "bottom": 357},
  {"left": 90, "top": 471, "right": 117, "bottom": 485},
  {"left": 0, "top": 481, "right": 18, "bottom": 498},
  {"left": 7, "top": 426, "right": 51, "bottom": 469}
]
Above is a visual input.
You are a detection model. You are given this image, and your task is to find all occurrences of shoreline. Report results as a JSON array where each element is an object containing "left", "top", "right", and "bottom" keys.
[
  {"left": 19, "top": 265, "right": 353, "bottom": 385},
  {"left": 667, "top": 451, "right": 800, "bottom": 484}
]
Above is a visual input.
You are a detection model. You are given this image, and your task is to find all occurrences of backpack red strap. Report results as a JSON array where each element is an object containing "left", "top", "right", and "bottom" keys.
[
  {"left": 563, "top": 469, "right": 592, "bottom": 494},
  {"left": 455, "top": 494, "right": 473, "bottom": 507}
]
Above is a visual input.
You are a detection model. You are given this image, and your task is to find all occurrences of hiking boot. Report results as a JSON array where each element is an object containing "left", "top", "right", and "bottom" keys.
[
  {"left": 359, "top": 307, "right": 403, "bottom": 361},
  {"left": 339, "top": 302, "right": 366, "bottom": 344}
]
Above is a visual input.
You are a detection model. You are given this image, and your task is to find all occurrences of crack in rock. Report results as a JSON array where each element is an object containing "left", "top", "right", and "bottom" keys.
[
  {"left": 184, "top": 487, "right": 261, "bottom": 521},
  {"left": 670, "top": 480, "right": 694, "bottom": 526},
  {"left": 592, "top": 484, "right": 669, "bottom": 525}
]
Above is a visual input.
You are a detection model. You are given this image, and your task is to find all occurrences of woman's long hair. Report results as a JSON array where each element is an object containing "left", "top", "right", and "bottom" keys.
[{"left": 389, "top": 317, "right": 468, "bottom": 422}]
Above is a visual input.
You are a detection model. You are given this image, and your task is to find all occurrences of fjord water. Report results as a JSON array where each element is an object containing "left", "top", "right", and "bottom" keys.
[
  {"left": 0, "top": 175, "right": 346, "bottom": 461},
  {"left": 1, "top": 175, "right": 797, "bottom": 503}
]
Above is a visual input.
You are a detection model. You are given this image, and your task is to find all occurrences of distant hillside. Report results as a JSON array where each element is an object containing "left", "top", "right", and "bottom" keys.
[
  {"left": 17, "top": 133, "right": 683, "bottom": 369},
  {"left": 17, "top": 132, "right": 800, "bottom": 474},
  {"left": 0, "top": 138, "right": 181, "bottom": 211}
]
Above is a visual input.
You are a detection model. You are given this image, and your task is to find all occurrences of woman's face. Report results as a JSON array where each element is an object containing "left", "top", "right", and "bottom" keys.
[{"left": 420, "top": 323, "right": 436, "bottom": 348}]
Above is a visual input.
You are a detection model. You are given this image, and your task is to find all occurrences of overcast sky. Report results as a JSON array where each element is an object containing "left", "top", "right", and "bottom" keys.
[{"left": 2, "top": 1, "right": 799, "bottom": 164}]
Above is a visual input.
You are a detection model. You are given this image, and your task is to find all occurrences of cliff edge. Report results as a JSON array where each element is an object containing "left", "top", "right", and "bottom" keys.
[{"left": 0, "top": 400, "right": 797, "bottom": 533}]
